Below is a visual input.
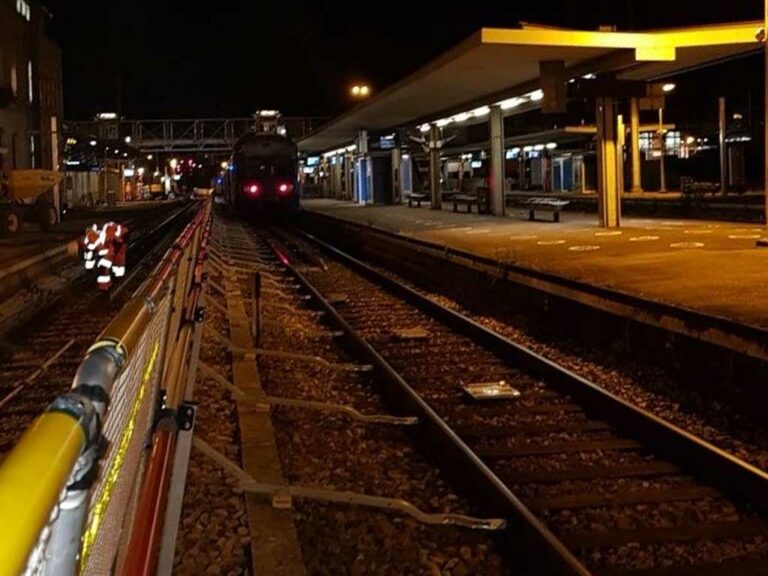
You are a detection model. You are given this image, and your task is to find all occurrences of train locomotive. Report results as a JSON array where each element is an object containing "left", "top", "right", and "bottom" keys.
[{"left": 224, "top": 131, "right": 300, "bottom": 215}]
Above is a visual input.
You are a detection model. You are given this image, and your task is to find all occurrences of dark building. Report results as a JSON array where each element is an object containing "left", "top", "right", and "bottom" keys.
[{"left": 0, "top": 0, "right": 63, "bottom": 174}]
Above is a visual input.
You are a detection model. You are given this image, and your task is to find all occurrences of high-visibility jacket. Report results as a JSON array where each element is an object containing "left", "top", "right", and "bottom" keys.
[{"left": 82, "top": 224, "right": 100, "bottom": 270}]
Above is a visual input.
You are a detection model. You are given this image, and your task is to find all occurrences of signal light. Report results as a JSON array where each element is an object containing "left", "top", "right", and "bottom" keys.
[
  {"left": 245, "top": 183, "right": 260, "bottom": 196},
  {"left": 278, "top": 182, "right": 293, "bottom": 195}
]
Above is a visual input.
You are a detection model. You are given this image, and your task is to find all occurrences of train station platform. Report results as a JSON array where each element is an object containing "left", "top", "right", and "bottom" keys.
[{"left": 302, "top": 199, "right": 768, "bottom": 328}]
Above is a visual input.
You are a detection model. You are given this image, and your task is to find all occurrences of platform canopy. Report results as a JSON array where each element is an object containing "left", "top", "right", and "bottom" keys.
[{"left": 299, "top": 21, "right": 762, "bottom": 153}]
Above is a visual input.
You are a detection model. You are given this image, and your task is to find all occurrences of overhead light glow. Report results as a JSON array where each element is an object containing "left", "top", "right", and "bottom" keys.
[
  {"left": 472, "top": 106, "right": 490, "bottom": 117},
  {"left": 436, "top": 118, "right": 452, "bottom": 128},
  {"left": 582, "top": 73, "right": 597, "bottom": 80},
  {"left": 97, "top": 112, "right": 117, "bottom": 120},
  {"left": 419, "top": 124, "right": 430, "bottom": 133},
  {"left": 662, "top": 83, "right": 676, "bottom": 92},
  {"left": 499, "top": 97, "right": 524, "bottom": 110},
  {"left": 534, "top": 144, "right": 545, "bottom": 151},
  {"left": 221, "top": 161, "right": 229, "bottom": 169},
  {"left": 545, "top": 142, "right": 557, "bottom": 150},
  {"left": 124, "top": 136, "right": 132, "bottom": 144},
  {"left": 89, "top": 140, "right": 97, "bottom": 146},
  {"left": 453, "top": 112, "right": 470, "bottom": 123},
  {"left": 529, "top": 89, "right": 544, "bottom": 101},
  {"left": 147, "top": 154, "right": 153, "bottom": 160},
  {"left": 138, "top": 167, "right": 145, "bottom": 176},
  {"left": 523, "top": 145, "right": 534, "bottom": 152}
]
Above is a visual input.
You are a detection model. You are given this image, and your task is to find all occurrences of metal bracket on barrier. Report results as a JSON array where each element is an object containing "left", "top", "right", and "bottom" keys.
[
  {"left": 193, "top": 436, "right": 505, "bottom": 531},
  {"left": 176, "top": 403, "right": 196, "bottom": 431}
]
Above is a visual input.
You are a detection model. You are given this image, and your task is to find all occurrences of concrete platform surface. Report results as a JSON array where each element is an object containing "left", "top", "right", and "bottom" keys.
[{"left": 303, "top": 199, "right": 768, "bottom": 329}]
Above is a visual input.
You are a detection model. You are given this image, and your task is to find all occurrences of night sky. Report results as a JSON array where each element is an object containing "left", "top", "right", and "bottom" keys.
[{"left": 42, "top": 0, "right": 764, "bottom": 120}]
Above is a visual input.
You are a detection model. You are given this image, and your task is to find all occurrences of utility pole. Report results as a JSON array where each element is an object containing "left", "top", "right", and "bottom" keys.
[{"left": 758, "top": 1, "right": 768, "bottom": 245}]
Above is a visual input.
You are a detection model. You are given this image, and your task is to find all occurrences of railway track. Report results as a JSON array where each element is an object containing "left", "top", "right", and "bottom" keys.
[
  {"left": 260, "top": 227, "right": 768, "bottom": 576},
  {"left": 0, "top": 203, "right": 198, "bottom": 455}
]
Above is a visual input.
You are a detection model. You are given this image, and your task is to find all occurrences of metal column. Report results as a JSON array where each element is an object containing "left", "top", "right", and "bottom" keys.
[
  {"left": 616, "top": 114, "right": 626, "bottom": 196},
  {"left": 595, "top": 97, "right": 621, "bottom": 228},
  {"left": 429, "top": 124, "right": 442, "bottom": 210},
  {"left": 489, "top": 105, "right": 506, "bottom": 216},
  {"left": 719, "top": 97, "right": 728, "bottom": 194},
  {"left": 630, "top": 98, "right": 643, "bottom": 193},
  {"left": 658, "top": 107, "right": 667, "bottom": 193},
  {"left": 391, "top": 147, "right": 402, "bottom": 205}
]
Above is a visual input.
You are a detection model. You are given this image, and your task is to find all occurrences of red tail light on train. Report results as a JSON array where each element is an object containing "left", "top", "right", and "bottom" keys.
[
  {"left": 277, "top": 182, "right": 294, "bottom": 196},
  {"left": 244, "top": 182, "right": 261, "bottom": 196}
]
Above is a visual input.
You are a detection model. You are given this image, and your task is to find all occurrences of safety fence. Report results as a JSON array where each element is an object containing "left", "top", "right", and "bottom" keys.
[{"left": 0, "top": 199, "right": 213, "bottom": 576}]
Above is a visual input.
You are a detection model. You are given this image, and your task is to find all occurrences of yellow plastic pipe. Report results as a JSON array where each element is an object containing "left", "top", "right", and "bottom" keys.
[{"left": 0, "top": 412, "right": 84, "bottom": 575}]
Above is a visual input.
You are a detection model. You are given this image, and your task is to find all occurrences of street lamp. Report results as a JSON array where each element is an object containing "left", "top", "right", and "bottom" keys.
[{"left": 351, "top": 84, "right": 371, "bottom": 98}]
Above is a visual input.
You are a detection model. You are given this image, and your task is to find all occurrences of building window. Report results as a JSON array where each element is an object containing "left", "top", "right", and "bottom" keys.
[
  {"left": 16, "top": 0, "right": 31, "bottom": 21},
  {"left": 11, "top": 65, "right": 18, "bottom": 96},
  {"left": 27, "top": 61, "right": 33, "bottom": 103}
]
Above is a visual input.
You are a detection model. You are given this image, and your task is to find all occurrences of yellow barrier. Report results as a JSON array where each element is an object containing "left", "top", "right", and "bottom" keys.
[{"left": 0, "top": 412, "right": 84, "bottom": 574}]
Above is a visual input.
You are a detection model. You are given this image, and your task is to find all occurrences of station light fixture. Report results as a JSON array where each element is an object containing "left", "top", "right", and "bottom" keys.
[
  {"left": 419, "top": 124, "right": 430, "bottom": 133},
  {"left": 533, "top": 144, "right": 545, "bottom": 151},
  {"left": 662, "top": 83, "right": 676, "bottom": 92},
  {"left": 351, "top": 84, "right": 371, "bottom": 98},
  {"left": 545, "top": 142, "right": 558, "bottom": 150},
  {"left": 147, "top": 154, "right": 153, "bottom": 160},
  {"left": 529, "top": 89, "right": 544, "bottom": 101},
  {"left": 499, "top": 97, "right": 524, "bottom": 110},
  {"left": 472, "top": 106, "right": 491, "bottom": 117},
  {"left": 582, "top": 73, "right": 597, "bottom": 80},
  {"left": 113, "top": 148, "right": 120, "bottom": 154},
  {"left": 89, "top": 139, "right": 97, "bottom": 146},
  {"left": 453, "top": 112, "right": 471, "bottom": 123},
  {"left": 221, "top": 161, "right": 229, "bottom": 170},
  {"left": 97, "top": 112, "right": 117, "bottom": 120},
  {"left": 170, "top": 158, "right": 178, "bottom": 169},
  {"left": 137, "top": 167, "right": 145, "bottom": 176},
  {"left": 436, "top": 118, "right": 452, "bottom": 128},
  {"left": 124, "top": 136, "right": 132, "bottom": 144}
]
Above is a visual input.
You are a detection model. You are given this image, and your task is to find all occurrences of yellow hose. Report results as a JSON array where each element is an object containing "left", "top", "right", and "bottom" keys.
[{"left": 0, "top": 412, "right": 84, "bottom": 575}]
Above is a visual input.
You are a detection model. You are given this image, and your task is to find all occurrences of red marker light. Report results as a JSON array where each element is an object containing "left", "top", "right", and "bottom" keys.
[
  {"left": 244, "top": 183, "right": 260, "bottom": 196},
  {"left": 277, "top": 182, "right": 293, "bottom": 195},
  {"left": 279, "top": 183, "right": 288, "bottom": 193}
]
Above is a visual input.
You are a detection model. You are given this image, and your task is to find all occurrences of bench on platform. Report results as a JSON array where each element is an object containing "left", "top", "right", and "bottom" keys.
[
  {"left": 406, "top": 193, "right": 429, "bottom": 208},
  {"left": 681, "top": 177, "right": 720, "bottom": 196},
  {"left": 526, "top": 197, "right": 570, "bottom": 222},
  {"left": 452, "top": 194, "right": 480, "bottom": 213}
]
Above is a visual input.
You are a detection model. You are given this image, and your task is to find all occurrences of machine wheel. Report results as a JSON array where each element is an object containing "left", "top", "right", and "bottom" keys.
[
  {"left": 0, "top": 206, "right": 21, "bottom": 237},
  {"left": 36, "top": 201, "right": 58, "bottom": 231}
]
